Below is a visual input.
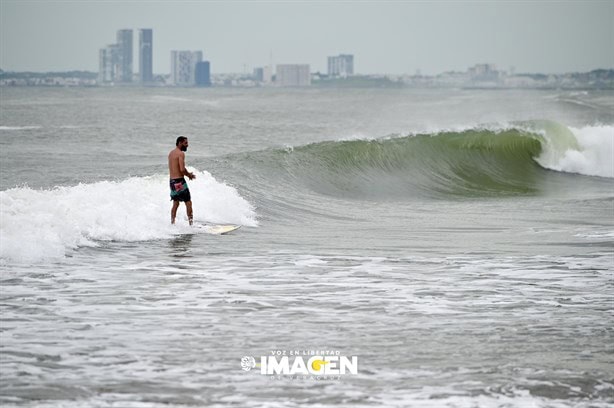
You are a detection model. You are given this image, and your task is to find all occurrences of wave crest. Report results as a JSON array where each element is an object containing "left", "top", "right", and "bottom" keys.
[{"left": 234, "top": 120, "right": 612, "bottom": 200}]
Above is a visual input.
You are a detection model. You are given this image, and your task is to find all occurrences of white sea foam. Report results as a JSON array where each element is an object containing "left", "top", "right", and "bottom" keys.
[
  {"left": 149, "top": 95, "right": 192, "bottom": 103},
  {"left": 574, "top": 230, "right": 614, "bottom": 240},
  {"left": 537, "top": 125, "right": 614, "bottom": 178},
  {"left": 0, "top": 170, "right": 258, "bottom": 264},
  {"left": 0, "top": 125, "right": 42, "bottom": 131}
]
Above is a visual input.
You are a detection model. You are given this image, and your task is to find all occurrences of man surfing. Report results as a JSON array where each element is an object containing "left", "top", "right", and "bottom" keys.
[{"left": 168, "top": 136, "right": 196, "bottom": 225}]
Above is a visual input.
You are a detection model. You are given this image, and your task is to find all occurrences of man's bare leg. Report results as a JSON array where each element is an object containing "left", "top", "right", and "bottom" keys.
[
  {"left": 186, "top": 201, "right": 193, "bottom": 225},
  {"left": 171, "top": 200, "right": 180, "bottom": 224}
]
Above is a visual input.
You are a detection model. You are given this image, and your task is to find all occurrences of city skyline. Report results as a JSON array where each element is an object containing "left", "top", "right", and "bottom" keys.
[
  {"left": 98, "top": 28, "right": 154, "bottom": 84},
  {"left": 1, "top": 1, "right": 612, "bottom": 75}
]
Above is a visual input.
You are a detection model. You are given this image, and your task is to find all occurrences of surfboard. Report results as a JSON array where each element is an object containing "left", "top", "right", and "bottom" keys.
[{"left": 196, "top": 224, "right": 241, "bottom": 235}]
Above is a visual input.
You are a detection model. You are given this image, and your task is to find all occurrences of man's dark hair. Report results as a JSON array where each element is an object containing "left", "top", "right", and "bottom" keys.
[{"left": 176, "top": 136, "right": 188, "bottom": 146}]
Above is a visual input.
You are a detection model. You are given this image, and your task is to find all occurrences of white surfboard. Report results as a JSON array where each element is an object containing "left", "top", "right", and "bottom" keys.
[{"left": 197, "top": 224, "right": 241, "bottom": 235}]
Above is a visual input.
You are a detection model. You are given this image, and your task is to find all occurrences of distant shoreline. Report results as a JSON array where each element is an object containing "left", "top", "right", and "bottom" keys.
[{"left": 1, "top": 69, "right": 612, "bottom": 90}]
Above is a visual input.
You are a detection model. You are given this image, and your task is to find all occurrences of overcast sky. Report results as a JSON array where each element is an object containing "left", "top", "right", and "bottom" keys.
[{"left": 1, "top": 0, "right": 612, "bottom": 75}]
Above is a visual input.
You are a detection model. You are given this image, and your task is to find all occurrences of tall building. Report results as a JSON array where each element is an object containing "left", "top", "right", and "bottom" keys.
[
  {"left": 139, "top": 29, "right": 153, "bottom": 83},
  {"left": 276, "top": 64, "right": 311, "bottom": 87},
  {"left": 262, "top": 66, "right": 273, "bottom": 83},
  {"left": 327, "top": 54, "right": 354, "bottom": 78},
  {"left": 253, "top": 66, "right": 273, "bottom": 83},
  {"left": 116, "top": 29, "right": 133, "bottom": 82},
  {"left": 98, "top": 44, "right": 120, "bottom": 83},
  {"left": 195, "top": 61, "right": 211, "bottom": 87},
  {"left": 253, "top": 67, "right": 264, "bottom": 82},
  {"left": 171, "top": 51, "right": 203, "bottom": 86}
]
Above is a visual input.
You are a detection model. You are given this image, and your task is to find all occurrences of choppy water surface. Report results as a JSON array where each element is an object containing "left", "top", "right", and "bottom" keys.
[{"left": 1, "top": 87, "right": 613, "bottom": 407}]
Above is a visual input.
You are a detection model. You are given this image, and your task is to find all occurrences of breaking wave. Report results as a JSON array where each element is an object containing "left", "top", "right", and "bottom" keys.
[{"left": 231, "top": 120, "right": 613, "bottom": 199}]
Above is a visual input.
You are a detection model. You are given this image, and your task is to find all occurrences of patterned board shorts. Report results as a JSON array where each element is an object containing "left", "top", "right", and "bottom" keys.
[{"left": 170, "top": 178, "right": 191, "bottom": 202}]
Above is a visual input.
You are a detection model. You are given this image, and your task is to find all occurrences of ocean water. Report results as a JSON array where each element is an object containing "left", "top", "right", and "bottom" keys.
[{"left": 0, "top": 87, "right": 613, "bottom": 407}]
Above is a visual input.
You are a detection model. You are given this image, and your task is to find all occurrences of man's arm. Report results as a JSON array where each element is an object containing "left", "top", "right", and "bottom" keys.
[{"left": 179, "top": 152, "right": 195, "bottom": 180}]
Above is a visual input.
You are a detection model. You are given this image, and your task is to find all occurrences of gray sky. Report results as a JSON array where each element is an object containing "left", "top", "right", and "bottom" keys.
[{"left": 1, "top": 0, "right": 612, "bottom": 75}]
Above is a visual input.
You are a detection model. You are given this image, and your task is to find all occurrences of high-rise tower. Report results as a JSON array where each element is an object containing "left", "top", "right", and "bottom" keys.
[
  {"left": 195, "top": 61, "right": 211, "bottom": 87},
  {"left": 139, "top": 29, "right": 153, "bottom": 83},
  {"left": 171, "top": 51, "right": 203, "bottom": 86},
  {"left": 116, "top": 29, "right": 133, "bottom": 82},
  {"left": 327, "top": 54, "right": 354, "bottom": 78},
  {"left": 98, "top": 44, "right": 120, "bottom": 83}
]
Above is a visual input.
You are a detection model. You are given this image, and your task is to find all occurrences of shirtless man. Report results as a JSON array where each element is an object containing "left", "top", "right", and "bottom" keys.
[{"left": 168, "top": 136, "right": 196, "bottom": 225}]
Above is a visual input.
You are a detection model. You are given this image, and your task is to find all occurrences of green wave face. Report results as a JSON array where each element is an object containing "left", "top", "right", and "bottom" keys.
[
  {"left": 222, "top": 120, "right": 598, "bottom": 200},
  {"left": 276, "top": 128, "right": 545, "bottom": 198}
]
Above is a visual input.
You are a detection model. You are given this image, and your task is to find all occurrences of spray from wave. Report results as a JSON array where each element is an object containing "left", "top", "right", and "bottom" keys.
[
  {"left": 0, "top": 171, "right": 258, "bottom": 264},
  {"left": 543, "top": 125, "right": 613, "bottom": 178}
]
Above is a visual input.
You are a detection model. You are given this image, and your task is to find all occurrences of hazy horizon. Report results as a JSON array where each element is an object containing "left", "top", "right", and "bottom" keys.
[{"left": 1, "top": 0, "right": 612, "bottom": 76}]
